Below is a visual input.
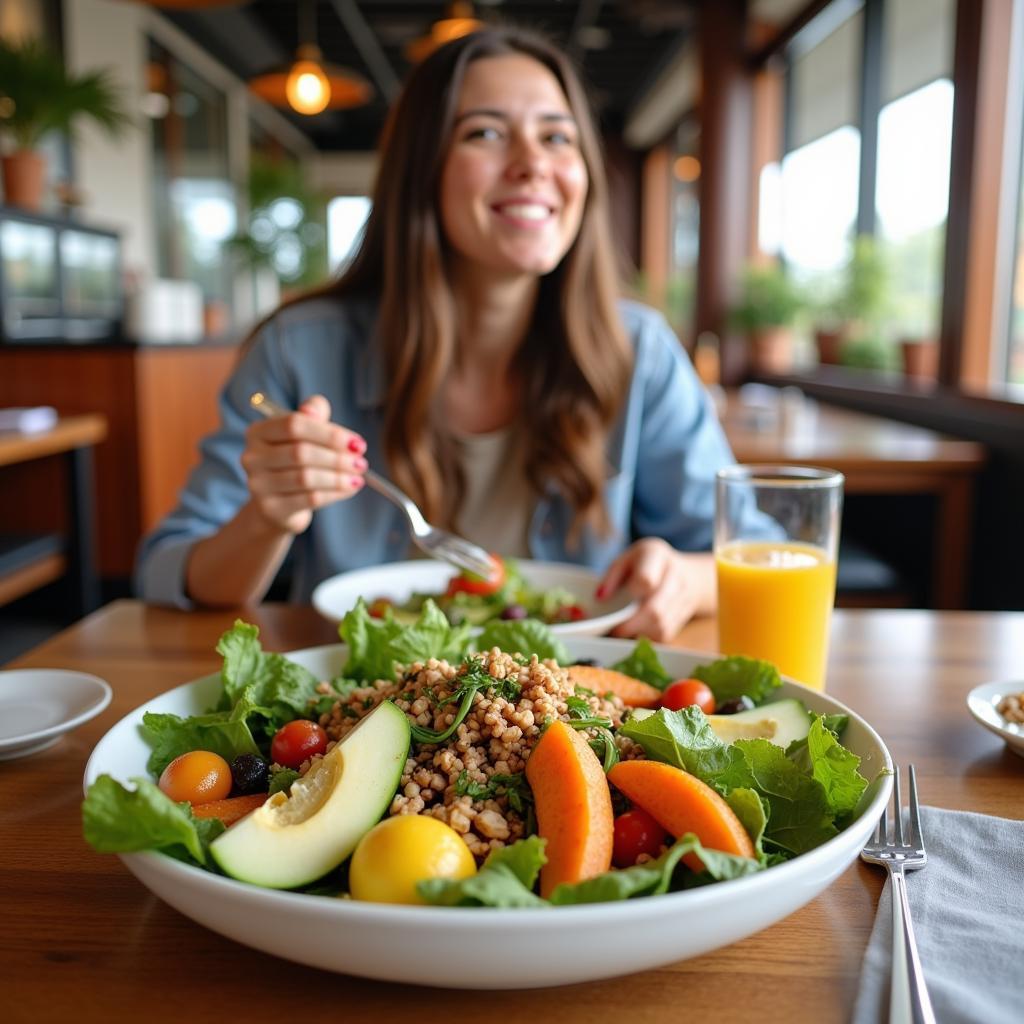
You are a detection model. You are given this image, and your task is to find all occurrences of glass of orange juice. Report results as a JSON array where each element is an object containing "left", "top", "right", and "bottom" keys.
[{"left": 714, "top": 465, "right": 844, "bottom": 690}]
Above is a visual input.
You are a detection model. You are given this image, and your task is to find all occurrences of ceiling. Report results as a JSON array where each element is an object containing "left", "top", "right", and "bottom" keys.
[{"left": 160, "top": 1, "right": 702, "bottom": 152}]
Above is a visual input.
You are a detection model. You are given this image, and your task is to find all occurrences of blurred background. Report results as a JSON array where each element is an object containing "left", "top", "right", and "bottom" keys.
[{"left": 0, "top": 0, "right": 1022, "bottom": 661}]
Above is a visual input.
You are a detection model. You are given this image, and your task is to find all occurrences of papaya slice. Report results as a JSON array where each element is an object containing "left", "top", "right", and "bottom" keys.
[
  {"left": 568, "top": 665, "right": 663, "bottom": 709},
  {"left": 525, "top": 720, "right": 613, "bottom": 898},
  {"left": 608, "top": 759, "right": 755, "bottom": 871}
]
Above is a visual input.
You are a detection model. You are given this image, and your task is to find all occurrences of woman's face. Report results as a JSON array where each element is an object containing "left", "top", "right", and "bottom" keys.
[{"left": 439, "top": 54, "right": 589, "bottom": 283}]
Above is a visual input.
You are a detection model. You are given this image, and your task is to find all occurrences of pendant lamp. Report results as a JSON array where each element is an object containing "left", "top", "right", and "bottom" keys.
[
  {"left": 248, "top": 0, "right": 372, "bottom": 115},
  {"left": 405, "top": 2, "right": 483, "bottom": 63}
]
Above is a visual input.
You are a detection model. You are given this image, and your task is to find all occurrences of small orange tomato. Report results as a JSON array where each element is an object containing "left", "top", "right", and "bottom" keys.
[{"left": 158, "top": 750, "right": 233, "bottom": 805}]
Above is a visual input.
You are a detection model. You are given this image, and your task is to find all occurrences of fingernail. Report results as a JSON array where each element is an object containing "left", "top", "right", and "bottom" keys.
[
  {"left": 348, "top": 438, "right": 366, "bottom": 454},
  {"left": 352, "top": 456, "right": 368, "bottom": 470},
  {"left": 595, "top": 584, "right": 608, "bottom": 599},
  {"left": 350, "top": 475, "right": 364, "bottom": 488}
]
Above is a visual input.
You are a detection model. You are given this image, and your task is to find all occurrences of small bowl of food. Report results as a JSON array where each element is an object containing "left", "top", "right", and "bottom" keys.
[
  {"left": 311, "top": 557, "right": 638, "bottom": 636},
  {"left": 966, "top": 681, "right": 1024, "bottom": 758}
]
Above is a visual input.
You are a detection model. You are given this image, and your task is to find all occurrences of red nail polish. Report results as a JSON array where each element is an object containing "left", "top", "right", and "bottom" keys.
[
  {"left": 595, "top": 584, "right": 607, "bottom": 599},
  {"left": 348, "top": 438, "right": 365, "bottom": 453},
  {"left": 350, "top": 475, "right": 364, "bottom": 488}
]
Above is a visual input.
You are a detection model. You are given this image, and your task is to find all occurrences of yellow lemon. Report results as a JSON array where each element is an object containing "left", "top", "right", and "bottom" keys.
[{"left": 349, "top": 815, "right": 476, "bottom": 904}]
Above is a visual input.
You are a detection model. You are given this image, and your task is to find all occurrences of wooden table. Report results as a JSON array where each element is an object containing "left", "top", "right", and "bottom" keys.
[
  {"left": 0, "top": 414, "right": 107, "bottom": 614},
  {"left": 2, "top": 601, "right": 1022, "bottom": 1023},
  {"left": 719, "top": 391, "right": 986, "bottom": 608}
]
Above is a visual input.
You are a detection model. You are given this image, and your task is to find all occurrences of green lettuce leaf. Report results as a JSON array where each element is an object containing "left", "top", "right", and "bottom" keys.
[
  {"left": 733, "top": 738, "right": 838, "bottom": 854},
  {"left": 141, "top": 686, "right": 264, "bottom": 777},
  {"left": 475, "top": 619, "right": 569, "bottom": 663},
  {"left": 417, "top": 836, "right": 548, "bottom": 908},
  {"left": 723, "top": 787, "right": 769, "bottom": 863},
  {"left": 216, "top": 621, "right": 322, "bottom": 730},
  {"left": 550, "top": 833, "right": 763, "bottom": 905},
  {"left": 617, "top": 707, "right": 752, "bottom": 790},
  {"left": 341, "top": 599, "right": 472, "bottom": 683},
  {"left": 803, "top": 716, "right": 868, "bottom": 819},
  {"left": 82, "top": 775, "right": 224, "bottom": 865},
  {"left": 609, "top": 637, "right": 673, "bottom": 689},
  {"left": 691, "top": 655, "right": 782, "bottom": 705}
]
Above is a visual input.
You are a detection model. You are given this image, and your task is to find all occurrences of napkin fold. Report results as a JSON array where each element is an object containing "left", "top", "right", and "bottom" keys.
[{"left": 852, "top": 806, "right": 1024, "bottom": 1024}]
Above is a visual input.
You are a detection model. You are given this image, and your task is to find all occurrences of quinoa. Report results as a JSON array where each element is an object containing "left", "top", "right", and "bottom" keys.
[{"left": 317, "top": 647, "right": 629, "bottom": 860}]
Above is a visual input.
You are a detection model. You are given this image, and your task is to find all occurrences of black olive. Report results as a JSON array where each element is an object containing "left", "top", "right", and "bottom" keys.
[
  {"left": 500, "top": 603, "right": 528, "bottom": 620},
  {"left": 231, "top": 753, "right": 269, "bottom": 795},
  {"left": 571, "top": 657, "right": 600, "bottom": 667},
  {"left": 716, "top": 696, "right": 755, "bottom": 715}
]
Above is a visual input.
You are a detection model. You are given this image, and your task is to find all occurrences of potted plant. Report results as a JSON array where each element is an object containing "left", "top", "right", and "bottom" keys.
[
  {"left": 729, "top": 264, "right": 804, "bottom": 375},
  {"left": 0, "top": 37, "right": 130, "bottom": 211},
  {"left": 813, "top": 236, "right": 890, "bottom": 365}
]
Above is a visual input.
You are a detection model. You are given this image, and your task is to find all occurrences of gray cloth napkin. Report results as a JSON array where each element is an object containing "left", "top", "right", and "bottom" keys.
[{"left": 852, "top": 806, "right": 1024, "bottom": 1024}]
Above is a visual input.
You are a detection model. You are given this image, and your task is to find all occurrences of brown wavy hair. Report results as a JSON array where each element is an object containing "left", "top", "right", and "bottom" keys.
[{"left": 270, "top": 25, "right": 631, "bottom": 540}]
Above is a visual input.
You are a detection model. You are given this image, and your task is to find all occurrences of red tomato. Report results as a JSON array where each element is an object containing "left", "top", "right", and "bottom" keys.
[
  {"left": 660, "top": 678, "right": 716, "bottom": 715},
  {"left": 158, "top": 750, "right": 232, "bottom": 805},
  {"left": 612, "top": 808, "right": 670, "bottom": 868},
  {"left": 445, "top": 555, "right": 506, "bottom": 597},
  {"left": 270, "top": 720, "right": 328, "bottom": 769},
  {"left": 368, "top": 597, "right": 392, "bottom": 619}
]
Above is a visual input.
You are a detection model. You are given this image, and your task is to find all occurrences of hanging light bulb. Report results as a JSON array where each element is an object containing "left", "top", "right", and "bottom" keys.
[
  {"left": 248, "top": 0, "right": 372, "bottom": 115},
  {"left": 405, "top": 2, "right": 483, "bottom": 63},
  {"left": 285, "top": 44, "right": 331, "bottom": 115}
]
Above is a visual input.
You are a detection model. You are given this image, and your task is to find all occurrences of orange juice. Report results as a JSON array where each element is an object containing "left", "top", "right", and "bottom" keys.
[{"left": 716, "top": 540, "right": 837, "bottom": 690}]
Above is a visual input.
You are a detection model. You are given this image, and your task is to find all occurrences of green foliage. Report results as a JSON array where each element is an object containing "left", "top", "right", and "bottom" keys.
[
  {"left": 838, "top": 334, "right": 900, "bottom": 371},
  {"left": 229, "top": 152, "right": 328, "bottom": 287},
  {"left": 729, "top": 264, "right": 804, "bottom": 332},
  {"left": 0, "top": 37, "right": 131, "bottom": 149},
  {"left": 814, "top": 235, "right": 891, "bottom": 330}
]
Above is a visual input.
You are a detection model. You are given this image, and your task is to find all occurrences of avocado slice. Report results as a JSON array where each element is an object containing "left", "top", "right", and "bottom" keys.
[
  {"left": 721, "top": 698, "right": 812, "bottom": 750},
  {"left": 210, "top": 700, "right": 411, "bottom": 889},
  {"left": 628, "top": 697, "right": 812, "bottom": 750}
]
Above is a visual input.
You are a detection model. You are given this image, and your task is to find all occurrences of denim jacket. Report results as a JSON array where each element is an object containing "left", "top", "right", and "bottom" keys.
[{"left": 135, "top": 297, "right": 740, "bottom": 607}]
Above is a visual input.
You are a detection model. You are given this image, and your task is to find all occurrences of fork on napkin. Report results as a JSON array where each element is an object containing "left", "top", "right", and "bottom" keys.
[{"left": 852, "top": 806, "right": 1024, "bottom": 1024}]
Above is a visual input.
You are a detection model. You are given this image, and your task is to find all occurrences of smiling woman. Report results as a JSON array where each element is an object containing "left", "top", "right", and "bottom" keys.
[{"left": 135, "top": 25, "right": 768, "bottom": 642}]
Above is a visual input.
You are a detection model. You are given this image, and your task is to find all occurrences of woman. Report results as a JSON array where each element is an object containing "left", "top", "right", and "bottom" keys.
[{"left": 136, "top": 26, "right": 738, "bottom": 641}]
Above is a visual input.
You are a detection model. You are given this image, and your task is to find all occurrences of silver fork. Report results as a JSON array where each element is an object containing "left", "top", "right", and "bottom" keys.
[
  {"left": 860, "top": 764, "right": 936, "bottom": 1024},
  {"left": 248, "top": 392, "right": 494, "bottom": 578}
]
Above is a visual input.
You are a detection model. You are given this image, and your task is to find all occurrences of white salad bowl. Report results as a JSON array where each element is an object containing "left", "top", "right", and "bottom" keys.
[
  {"left": 311, "top": 559, "right": 638, "bottom": 637},
  {"left": 83, "top": 638, "right": 892, "bottom": 990}
]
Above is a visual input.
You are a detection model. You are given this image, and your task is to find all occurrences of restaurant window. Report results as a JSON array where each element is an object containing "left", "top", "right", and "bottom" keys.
[
  {"left": 328, "top": 196, "right": 371, "bottom": 273},
  {"left": 874, "top": 0, "right": 955, "bottom": 356},
  {"left": 667, "top": 119, "right": 700, "bottom": 343},
  {"left": 764, "top": 10, "right": 862, "bottom": 294},
  {"left": 1010, "top": 144, "right": 1024, "bottom": 387},
  {"left": 147, "top": 38, "right": 235, "bottom": 320}
]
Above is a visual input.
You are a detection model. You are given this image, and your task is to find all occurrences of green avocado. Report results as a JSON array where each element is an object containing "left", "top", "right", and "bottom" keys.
[{"left": 210, "top": 700, "right": 411, "bottom": 889}]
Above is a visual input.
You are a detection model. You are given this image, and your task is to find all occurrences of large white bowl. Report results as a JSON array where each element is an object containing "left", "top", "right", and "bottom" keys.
[
  {"left": 311, "top": 558, "right": 638, "bottom": 637},
  {"left": 83, "top": 638, "right": 892, "bottom": 989}
]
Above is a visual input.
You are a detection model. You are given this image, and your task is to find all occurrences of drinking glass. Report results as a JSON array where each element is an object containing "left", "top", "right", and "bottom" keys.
[{"left": 714, "top": 465, "right": 844, "bottom": 691}]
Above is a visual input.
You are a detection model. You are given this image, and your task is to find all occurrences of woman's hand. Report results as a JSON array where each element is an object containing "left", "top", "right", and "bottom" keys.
[
  {"left": 596, "top": 539, "right": 716, "bottom": 642},
  {"left": 240, "top": 394, "right": 368, "bottom": 534}
]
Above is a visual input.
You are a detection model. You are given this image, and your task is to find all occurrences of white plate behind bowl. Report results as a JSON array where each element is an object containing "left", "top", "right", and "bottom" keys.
[
  {"left": 0, "top": 669, "right": 112, "bottom": 760},
  {"left": 966, "top": 680, "right": 1024, "bottom": 758},
  {"left": 311, "top": 559, "right": 638, "bottom": 637},
  {"left": 83, "top": 638, "right": 892, "bottom": 990}
]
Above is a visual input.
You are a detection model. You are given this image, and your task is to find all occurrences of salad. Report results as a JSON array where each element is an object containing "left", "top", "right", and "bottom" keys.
[
  {"left": 83, "top": 601, "right": 877, "bottom": 908},
  {"left": 370, "top": 556, "right": 589, "bottom": 627}
]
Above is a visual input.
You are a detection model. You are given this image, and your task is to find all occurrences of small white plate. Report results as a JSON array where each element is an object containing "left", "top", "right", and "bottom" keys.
[
  {"left": 311, "top": 559, "right": 638, "bottom": 637},
  {"left": 0, "top": 669, "right": 112, "bottom": 760},
  {"left": 966, "top": 681, "right": 1024, "bottom": 758}
]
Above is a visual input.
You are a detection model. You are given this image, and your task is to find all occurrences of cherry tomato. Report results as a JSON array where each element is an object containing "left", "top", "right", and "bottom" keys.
[
  {"left": 270, "top": 720, "right": 328, "bottom": 769},
  {"left": 158, "top": 750, "right": 232, "bottom": 805},
  {"left": 368, "top": 597, "right": 392, "bottom": 619},
  {"left": 445, "top": 555, "right": 506, "bottom": 597},
  {"left": 660, "top": 678, "right": 716, "bottom": 715},
  {"left": 612, "top": 807, "right": 670, "bottom": 868},
  {"left": 554, "top": 604, "right": 586, "bottom": 622}
]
